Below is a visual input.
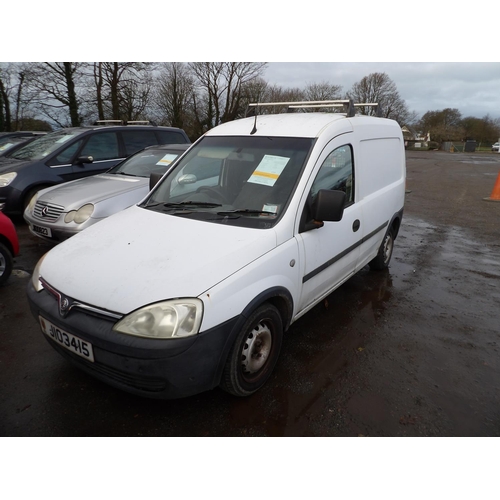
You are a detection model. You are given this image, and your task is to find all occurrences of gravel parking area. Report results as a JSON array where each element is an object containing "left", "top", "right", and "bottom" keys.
[{"left": 1, "top": 150, "right": 499, "bottom": 437}]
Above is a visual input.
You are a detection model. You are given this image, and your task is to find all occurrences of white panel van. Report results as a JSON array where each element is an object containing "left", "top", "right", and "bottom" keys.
[{"left": 27, "top": 100, "right": 406, "bottom": 399}]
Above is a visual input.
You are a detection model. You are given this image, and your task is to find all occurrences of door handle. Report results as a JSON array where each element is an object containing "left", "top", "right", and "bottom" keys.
[{"left": 352, "top": 219, "right": 360, "bottom": 232}]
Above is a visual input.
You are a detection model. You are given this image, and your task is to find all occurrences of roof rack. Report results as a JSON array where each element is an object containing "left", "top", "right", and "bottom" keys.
[
  {"left": 93, "top": 120, "right": 154, "bottom": 126},
  {"left": 124, "top": 120, "right": 152, "bottom": 126},
  {"left": 94, "top": 120, "right": 123, "bottom": 126},
  {"left": 246, "top": 100, "right": 382, "bottom": 118}
]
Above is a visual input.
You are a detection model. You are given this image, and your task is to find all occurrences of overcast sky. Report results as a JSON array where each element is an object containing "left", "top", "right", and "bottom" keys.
[{"left": 263, "top": 62, "right": 500, "bottom": 121}]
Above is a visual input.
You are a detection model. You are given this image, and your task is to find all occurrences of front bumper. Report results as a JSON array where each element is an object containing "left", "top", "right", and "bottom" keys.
[
  {"left": 25, "top": 220, "right": 79, "bottom": 242},
  {"left": 0, "top": 185, "right": 23, "bottom": 215},
  {"left": 27, "top": 281, "right": 239, "bottom": 399},
  {"left": 23, "top": 213, "right": 98, "bottom": 242}
]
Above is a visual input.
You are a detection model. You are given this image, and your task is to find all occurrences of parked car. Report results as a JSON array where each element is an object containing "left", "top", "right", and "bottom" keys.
[
  {"left": 27, "top": 100, "right": 406, "bottom": 399},
  {"left": 492, "top": 142, "right": 500, "bottom": 152},
  {"left": 0, "top": 212, "right": 19, "bottom": 284},
  {"left": 0, "top": 132, "right": 47, "bottom": 158},
  {"left": 0, "top": 123, "right": 190, "bottom": 215},
  {"left": 24, "top": 143, "right": 191, "bottom": 241}
]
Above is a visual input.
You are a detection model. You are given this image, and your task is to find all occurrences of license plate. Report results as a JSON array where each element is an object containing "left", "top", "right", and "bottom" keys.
[
  {"left": 39, "top": 316, "right": 94, "bottom": 362},
  {"left": 32, "top": 224, "right": 52, "bottom": 238}
]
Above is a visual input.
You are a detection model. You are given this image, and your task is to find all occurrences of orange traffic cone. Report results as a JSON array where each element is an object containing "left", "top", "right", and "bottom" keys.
[{"left": 483, "top": 171, "right": 500, "bottom": 202}]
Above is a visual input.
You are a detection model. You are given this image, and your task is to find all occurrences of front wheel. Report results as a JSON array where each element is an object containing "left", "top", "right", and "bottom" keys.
[
  {"left": 369, "top": 229, "right": 394, "bottom": 270},
  {"left": 0, "top": 243, "right": 13, "bottom": 285},
  {"left": 221, "top": 304, "right": 283, "bottom": 397}
]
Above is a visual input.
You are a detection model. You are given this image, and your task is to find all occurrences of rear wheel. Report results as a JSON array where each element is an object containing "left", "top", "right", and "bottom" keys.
[
  {"left": 369, "top": 228, "right": 394, "bottom": 270},
  {"left": 221, "top": 304, "right": 283, "bottom": 397},
  {"left": 0, "top": 243, "right": 13, "bottom": 285}
]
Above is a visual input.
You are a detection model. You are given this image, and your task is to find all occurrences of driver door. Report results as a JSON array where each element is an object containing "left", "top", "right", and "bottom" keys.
[{"left": 296, "top": 143, "right": 362, "bottom": 314}]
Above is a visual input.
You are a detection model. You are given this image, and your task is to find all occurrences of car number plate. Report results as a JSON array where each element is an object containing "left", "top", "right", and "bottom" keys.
[
  {"left": 39, "top": 316, "right": 94, "bottom": 362},
  {"left": 32, "top": 224, "right": 52, "bottom": 238}
]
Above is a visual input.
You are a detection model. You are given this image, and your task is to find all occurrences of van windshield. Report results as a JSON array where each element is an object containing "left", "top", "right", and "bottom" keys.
[
  {"left": 10, "top": 129, "right": 84, "bottom": 161},
  {"left": 141, "top": 135, "right": 313, "bottom": 228}
]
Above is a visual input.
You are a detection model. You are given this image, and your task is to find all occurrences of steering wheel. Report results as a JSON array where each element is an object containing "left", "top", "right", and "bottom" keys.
[{"left": 196, "top": 186, "right": 229, "bottom": 204}]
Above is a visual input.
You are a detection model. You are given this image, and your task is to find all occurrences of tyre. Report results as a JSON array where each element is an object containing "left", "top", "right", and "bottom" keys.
[
  {"left": 0, "top": 242, "right": 13, "bottom": 285},
  {"left": 221, "top": 303, "right": 283, "bottom": 397},
  {"left": 369, "top": 228, "right": 394, "bottom": 270}
]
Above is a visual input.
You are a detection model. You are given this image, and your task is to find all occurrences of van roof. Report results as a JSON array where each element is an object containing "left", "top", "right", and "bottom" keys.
[{"left": 207, "top": 112, "right": 352, "bottom": 138}]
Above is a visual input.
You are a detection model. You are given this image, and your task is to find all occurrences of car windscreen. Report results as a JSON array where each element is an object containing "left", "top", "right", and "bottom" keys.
[
  {"left": 0, "top": 136, "right": 31, "bottom": 152},
  {"left": 9, "top": 130, "right": 84, "bottom": 161},
  {"left": 141, "top": 135, "right": 314, "bottom": 229},
  {"left": 107, "top": 149, "right": 184, "bottom": 178}
]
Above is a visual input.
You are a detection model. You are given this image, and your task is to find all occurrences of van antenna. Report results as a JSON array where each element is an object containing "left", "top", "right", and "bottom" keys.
[{"left": 250, "top": 103, "right": 259, "bottom": 135}]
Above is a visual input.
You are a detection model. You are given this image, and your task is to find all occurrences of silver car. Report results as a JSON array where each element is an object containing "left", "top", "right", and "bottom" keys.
[{"left": 24, "top": 143, "right": 190, "bottom": 241}]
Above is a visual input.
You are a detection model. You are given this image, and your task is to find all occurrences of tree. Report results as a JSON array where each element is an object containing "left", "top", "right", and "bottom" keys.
[
  {"left": 153, "top": 62, "right": 195, "bottom": 130},
  {"left": 303, "top": 81, "right": 342, "bottom": 101},
  {"left": 188, "top": 62, "right": 267, "bottom": 129},
  {"left": 347, "top": 72, "right": 414, "bottom": 124},
  {"left": 27, "top": 62, "right": 84, "bottom": 127},
  {"left": 87, "top": 62, "right": 156, "bottom": 123},
  {"left": 418, "top": 108, "right": 463, "bottom": 142},
  {"left": 461, "top": 115, "right": 500, "bottom": 144},
  {"left": 251, "top": 83, "right": 304, "bottom": 114}
]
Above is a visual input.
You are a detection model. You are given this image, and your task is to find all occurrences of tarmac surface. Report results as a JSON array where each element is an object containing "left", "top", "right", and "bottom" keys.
[{"left": 1, "top": 150, "right": 499, "bottom": 436}]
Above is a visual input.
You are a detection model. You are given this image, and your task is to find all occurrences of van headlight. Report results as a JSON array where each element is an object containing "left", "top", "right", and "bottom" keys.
[
  {"left": 113, "top": 299, "right": 203, "bottom": 339},
  {"left": 31, "top": 253, "right": 47, "bottom": 292},
  {"left": 0, "top": 172, "right": 17, "bottom": 187}
]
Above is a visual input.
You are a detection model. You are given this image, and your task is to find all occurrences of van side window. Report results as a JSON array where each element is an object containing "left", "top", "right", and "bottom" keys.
[
  {"left": 80, "top": 132, "right": 119, "bottom": 161},
  {"left": 310, "top": 145, "right": 354, "bottom": 207}
]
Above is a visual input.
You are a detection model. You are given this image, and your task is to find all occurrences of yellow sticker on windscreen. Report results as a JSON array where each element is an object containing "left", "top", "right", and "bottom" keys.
[
  {"left": 248, "top": 155, "right": 290, "bottom": 187},
  {"left": 156, "top": 153, "right": 179, "bottom": 166}
]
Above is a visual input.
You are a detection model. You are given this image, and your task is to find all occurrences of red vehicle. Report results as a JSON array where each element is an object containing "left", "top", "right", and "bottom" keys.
[{"left": 0, "top": 212, "right": 19, "bottom": 284}]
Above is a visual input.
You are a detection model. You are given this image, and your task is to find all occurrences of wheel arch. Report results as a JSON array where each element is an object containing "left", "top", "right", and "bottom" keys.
[
  {"left": 240, "top": 286, "right": 294, "bottom": 332},
  {"left": 0, "top": 236, "right": 14, "bottom": 257},
  {"left": 212, "top": 286, "right": 294, "bottom": 389},
  {"left": 22, "top": 183, "right": 55, "bottom": 209},
  {"left": 389, "top": 207, "right": 404, "bottom": 239}
]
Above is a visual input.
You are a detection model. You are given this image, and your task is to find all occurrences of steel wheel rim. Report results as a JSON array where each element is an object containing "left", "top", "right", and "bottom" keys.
[
  {"left": 0, "top": 253, "right": 6, "bottom": 276},
  {"left": 383, "top": 234, "right": 393, "bottom": 263},
  {"left": 241, "top": 321, "right": 273, "bottom": 375}
]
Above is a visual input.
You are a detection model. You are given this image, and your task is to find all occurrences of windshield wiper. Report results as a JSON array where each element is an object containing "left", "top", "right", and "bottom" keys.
[
  {"left": 216, "top": 209, "right": 276, "bottom": 216},
  {"left": 145, "top": 201, "right": 222, "bottom": 210},
  {"left": 164, "top": 201, "right": 222, "bottom": 208}
]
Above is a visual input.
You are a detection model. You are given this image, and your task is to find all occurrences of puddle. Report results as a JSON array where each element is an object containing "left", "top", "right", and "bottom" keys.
[{"left": 228, "top": 216, "right": 500, "bottom": 436}]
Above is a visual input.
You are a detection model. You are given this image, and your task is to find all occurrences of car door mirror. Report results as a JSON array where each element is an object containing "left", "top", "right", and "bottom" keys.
[
  {"left": 178, "top": 174, "right": 197, "bottom": 185},
  {"left": 150, "top": 172, "right": 163, "bottom": 191},
  {"left": 74, "top": 155, "right": 94, "bottom": 165},
  {"left": 312, "top": 189, "right": 346, "bottom": 222}
]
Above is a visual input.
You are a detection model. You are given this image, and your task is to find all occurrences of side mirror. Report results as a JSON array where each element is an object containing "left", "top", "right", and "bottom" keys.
[
  {"left": 150, "top": 172, "right": 163, "bottom": 191},
  {"left": 311, "top": 189, "right": 346, "bottom": 223},
  {"left": 178, "top": 174, "right": 197, "bottom": 185},
  {"left": 74, "top": 155, "right": 94, "bottom": 165}
]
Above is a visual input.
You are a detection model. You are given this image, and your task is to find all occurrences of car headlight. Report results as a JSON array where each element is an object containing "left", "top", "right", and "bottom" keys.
[
  {"left": 65, "top": 204, "right": 94, "bottom": 224},
  {"left": 31, "top": 253, "right": 47, "bottom": 292},
  {"left": 113, "top": 298, "right": 203, "bottom": 339},
  {"left": 0, "top": 172, "right": 17, "bottom": 188},
  {"left": 27, "top": 191, "right": 39, "bottom": 214}
]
